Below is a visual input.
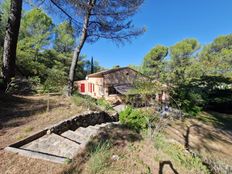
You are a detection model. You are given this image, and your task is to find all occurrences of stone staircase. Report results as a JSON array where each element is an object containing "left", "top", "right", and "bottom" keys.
[{"left": 7, "top": 122, "right": 118, "bottom": 163}]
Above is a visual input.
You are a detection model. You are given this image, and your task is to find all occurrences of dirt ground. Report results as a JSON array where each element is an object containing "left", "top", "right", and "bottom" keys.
[
  {"left": 76, "top": 112, "right": 232, "bottom": 174},
  {"left": 165, "top": 112, "right": 232, "bottom": 167},
  {"left": 0, "top": 94, "right": 86, "bottom": 174},
  {"left": 1, "top": 95, "right": 231, "bottom": 174}
]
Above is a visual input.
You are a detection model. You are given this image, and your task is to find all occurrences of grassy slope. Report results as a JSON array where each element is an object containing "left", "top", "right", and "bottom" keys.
[
  {"left": 73, "top": 112, "right": 232, "bottom": 174},
  {"left": 1, "top": 94, "right": 231, "bottom": 174},
  {"left": 0, "top": 94, "right": 90, "bottom": 174}
]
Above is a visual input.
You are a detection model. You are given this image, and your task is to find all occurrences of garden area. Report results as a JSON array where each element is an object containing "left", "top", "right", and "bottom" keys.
[{"left": 0, "top": 0, "right": 232, "bottom": 174}]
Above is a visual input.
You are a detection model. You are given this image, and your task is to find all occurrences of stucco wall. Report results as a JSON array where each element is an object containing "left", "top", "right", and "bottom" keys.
[
  {"left": 75, "top": 68, "right": 149, "bottom": 99},
  {"left": 87, "top": 77, "right": 104, "bottom": 98}
]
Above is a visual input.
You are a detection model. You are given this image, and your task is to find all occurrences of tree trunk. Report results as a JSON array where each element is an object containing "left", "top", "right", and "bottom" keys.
[
  {"left": 2, "top": 0, "right": 22, "bottom": 91},
  {"left": 67, "top": 0, "right": 94, "bottom": 96}
]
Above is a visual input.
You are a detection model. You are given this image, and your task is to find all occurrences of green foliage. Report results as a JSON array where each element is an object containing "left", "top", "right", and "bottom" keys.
[
  {"left": 154, "top": 134, "right": 210, "bottom": 174},
  {"left": 0, "top": 0, "right": 10, "bottom": 45},
  {"left": 72, "top": 93, "right": 98, "bottom": 110},
  {"left": 170, "top": 39, "right": 200, "bottom": 84},
  {"left": 83, "top": 58, "right": 104, "bottom": 76},
  {"left": 142, "top": 35, "right": 232, "bottom": 115},
  {"left": 54, "top": 21, "right": 75, "bottom": 53},
  {"left": 119, "top": 106, "right": 150, "bottom": 131},
  {"left": 12, "top": 8, "right": 97, "bottom": 93},
  {"left": 96, "top": 98, "right": 113, "bottom": 111},
  {"left": 143, "top": 45, "right": 168, "bottom": 81},
  {"left": 17, "top": 8, "right": 53, "bottom": 80},
  {"left": 170, "top": 39, "right": 200, "bottom": 59},
  {"left": 19, "top": 8, "right": 53, "bottom": 51},
  {"left": 126, "top": 79, "right": 162, "bottom": 107},
  {"left": 172, "top": 75, "right": 232, "bottom": 115},
  {"left": 43, "top": 68, "right": 66, "bottom": 92},
  {"left": 199, "top": 34, "right": 232, "bottom": 78},
  {"left": 87, "top": 141, "right": 112, "bottom": 174},
  {"left": 171, "top": 83, "right": 204, "bottom": 116}
]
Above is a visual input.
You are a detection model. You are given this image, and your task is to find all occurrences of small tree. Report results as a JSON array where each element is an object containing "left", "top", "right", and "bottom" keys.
[{"left": 90, "top": 56, "right": 94, "bottom": 74}]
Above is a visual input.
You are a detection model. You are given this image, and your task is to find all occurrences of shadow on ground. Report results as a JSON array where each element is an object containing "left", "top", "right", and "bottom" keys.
[
  {"left": 63, "top": 124, "right": 142, "bottom": 174},
  {"left": 0, "top": 94, "right": 64, "bottom": 129},
  {"left": 197, "top": 111, "right": 232, "bottom": 131},
  {"left": 159, "top": 161, "right": 179, "bottom": 174}
]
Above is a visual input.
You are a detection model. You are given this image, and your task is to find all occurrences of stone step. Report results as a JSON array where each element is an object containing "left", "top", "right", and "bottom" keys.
[
  {"left": 61, "top": 130, "right": 88, "bottom": 145},
  {"left": 74, "top": 127, "right": 98, "bottom": 139},
  {"left": 88, "top": 125, "right": 100, "bottom": 130},
  {"left": 21, "top": 133, "right": 80, "bottom": 159},
  {"left": 97, "top": 122, "right": 119, "bottom": 128},
  {"left": 95, "top": 122, "right": 111, "bottom": 128}
]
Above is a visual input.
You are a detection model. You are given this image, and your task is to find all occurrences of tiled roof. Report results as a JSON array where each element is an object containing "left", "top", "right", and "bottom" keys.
[{"left": 87, "top": 67, "right": 133, "bottom": 78}]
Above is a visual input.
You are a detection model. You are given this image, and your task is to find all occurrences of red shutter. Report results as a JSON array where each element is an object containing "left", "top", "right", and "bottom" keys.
[{"left": 80, "top": 84, "right": 85, "bottom": 93}]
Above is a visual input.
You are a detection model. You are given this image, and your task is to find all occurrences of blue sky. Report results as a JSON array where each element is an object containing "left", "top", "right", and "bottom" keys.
[
  {"left": 19, "top": 0, "right": 232, "bottom": 68},
  {"left": 81, "top": 0, "right": 232, "bottom": 68}
]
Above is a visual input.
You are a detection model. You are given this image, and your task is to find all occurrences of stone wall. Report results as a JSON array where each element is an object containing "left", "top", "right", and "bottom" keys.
[
  {"left": 8, "top": 111, "right": 118, "bottom": 148},
  {"left": 48, "top": 111, "right": 118, "bottom": 135}
]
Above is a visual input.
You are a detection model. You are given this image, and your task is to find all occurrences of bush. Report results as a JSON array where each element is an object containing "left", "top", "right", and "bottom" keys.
[
  {"left": 171, "top": 82, "right": 205, "bottom": 116},
  {"left": 97, "top": 98, "right": 113, "bottom": 111},
  {"left": 72, "top": 93, "right": 98, "bottom": 110},
  {"left": 171, "top": 75, "right": 232, "bottom": 116},
  {"left": 119, "top": 106, "right": 151, "bottom": 131}
]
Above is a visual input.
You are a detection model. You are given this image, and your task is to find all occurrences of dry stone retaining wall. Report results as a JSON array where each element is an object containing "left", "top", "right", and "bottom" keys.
[
  {"left": 5, "top": 111, "right": 119, "bottom": 163},
  {"left": 48, "top": 111, "right": 118, "bottom": 135}
]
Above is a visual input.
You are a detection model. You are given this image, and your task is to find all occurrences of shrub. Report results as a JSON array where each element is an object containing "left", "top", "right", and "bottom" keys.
[
  {"left": 171, "top": 83, "right": 205, "bottom": 116},
  {"left": 97, "top": 98, "right": 113, "bottom": 111},
  {"left": 72, "top": 93, "right": 98, "bottom": 110},
  {"left": 171, "top": 75, "right": 232, "bottom": 116},
  {"left": 119, "top": 106, "right": 150, "bottom": 131}
]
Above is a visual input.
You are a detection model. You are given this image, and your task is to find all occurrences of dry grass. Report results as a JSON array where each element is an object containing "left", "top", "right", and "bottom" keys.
[
  {"left": 67, "top": 112, "right": 232, "bottom": 174},
  {"left": 1, "top": 94, "right": 231, "bottom": 174},
  {"left": 66, "top": 125, "right": 205, "bottom": 174},
  {"left": 165, "top": 112, "right": 232, "bottom": 172},
  {"left": 0, "top": 94, "right": 87, "bottom": 174}
]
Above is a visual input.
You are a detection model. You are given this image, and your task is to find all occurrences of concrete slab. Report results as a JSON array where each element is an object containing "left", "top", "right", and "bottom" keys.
[
  {"left": 22, "top": 133, "right": 80, "bottom": 159},
  {"left": 74, "top": 127, "right": 98, "bottom": 138},
  {"left": 5, "top": 147, "right": 68, "bottom": 164},
  {"left": 61, "top": 130, "right": 88, "bottom": 144}
]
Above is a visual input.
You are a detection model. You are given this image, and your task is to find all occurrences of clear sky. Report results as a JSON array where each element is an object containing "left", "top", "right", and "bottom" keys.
[{"left": 81, "top": 0, "right": 232, "bottom": 68}]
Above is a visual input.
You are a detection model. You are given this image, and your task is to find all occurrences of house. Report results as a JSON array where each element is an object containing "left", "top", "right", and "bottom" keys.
[{"left": 75, "top": 66, "right": 169, "bottom": 103}]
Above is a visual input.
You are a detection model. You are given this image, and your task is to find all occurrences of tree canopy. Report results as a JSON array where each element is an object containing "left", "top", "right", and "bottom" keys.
[
  {"left": 143, "top": 45, "right": 168, "bottom": 81},
  {"left": 141, "top": 34, "right": 232, "bottom": 115}
]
